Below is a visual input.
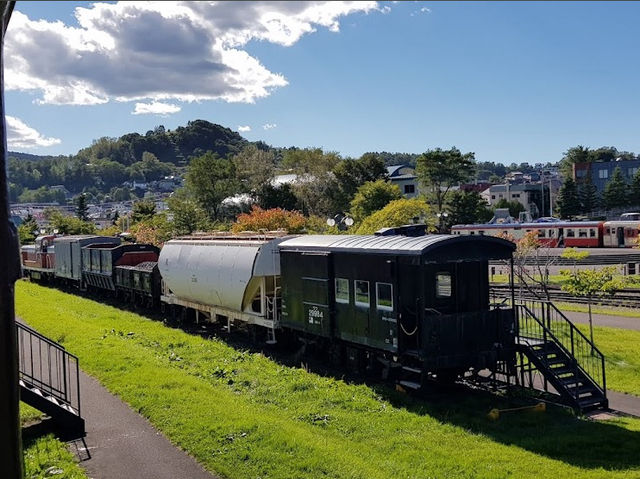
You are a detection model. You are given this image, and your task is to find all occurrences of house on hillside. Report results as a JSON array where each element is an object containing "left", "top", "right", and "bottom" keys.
[{"left": 387, "top": 164, "right": 419, "bottom": 198}]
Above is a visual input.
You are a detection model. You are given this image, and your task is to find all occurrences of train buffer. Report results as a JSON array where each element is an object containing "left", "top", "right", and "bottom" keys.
[
  {"left": 17, "top": 322, "right": 85, "bottom": 435},
  {"left": 514, "top": 300, "right": 608, "bottom": 412}
]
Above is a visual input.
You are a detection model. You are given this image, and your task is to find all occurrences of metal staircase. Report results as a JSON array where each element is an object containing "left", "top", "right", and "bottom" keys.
[
  {"left": 17, "top": 322, "right": 85, "bottom": 434},
  {"left": 514, "top": 300, "right": 608, "bottom": 412}
]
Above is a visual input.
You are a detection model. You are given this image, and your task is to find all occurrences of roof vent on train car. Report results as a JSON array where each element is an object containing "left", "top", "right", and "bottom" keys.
[{"left": 374, "top": 224, "right": 427, "bottom": 237}]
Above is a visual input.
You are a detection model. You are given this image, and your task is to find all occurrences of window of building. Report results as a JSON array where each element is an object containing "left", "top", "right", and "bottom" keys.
[
  {"left": 335, "top": 278, "right": 349, "bottom": 304},
  {"left": 598, "top": 169, "right": 609, "bottom": 179},
  {"left": 578, "top": 229, "right": 587, "bottom": 238},
  {"left": 576, "top": 170, "right": 586, "bottom": 178},
  {"left": 629, "top": 167, "right": 638, "bottom": 177},
  {"left": 354, "top": 280, "right": 370, "bottom": 307},
  {"left": 435, "top": 273, "right": 452, "bottom": 298},
  {"left": 404, "top": 184, "right": 415, "bottom": 194},
  {"left": 376, "top": 283, "right": 393, "bottom": 311},
  {"left": 491, "top": 195, "right": 496, "bottom": 199},
  {"left": 567, "top": 229, "right": 575, "bottom": 237},
  {"left": 512, "top": 193, "right": 520, "bottom": 198}
]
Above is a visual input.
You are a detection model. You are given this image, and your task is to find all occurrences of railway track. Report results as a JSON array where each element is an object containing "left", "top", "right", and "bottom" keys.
[{"left": 490, "top": 283, "right": 640, "bottom": 309}]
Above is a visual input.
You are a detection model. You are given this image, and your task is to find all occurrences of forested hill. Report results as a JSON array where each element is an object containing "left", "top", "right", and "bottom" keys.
[
  {"left": 75, "top": 119, "right": 249, "bottom": 166},
  {"left": 8, "top": 120, "right": 252, "bottom": 202}
]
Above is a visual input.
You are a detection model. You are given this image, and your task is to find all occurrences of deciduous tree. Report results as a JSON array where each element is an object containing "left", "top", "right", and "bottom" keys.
[
  {"left": 350, "top": 180, "right": 402, "bottom": 221},
  {"left": 186, "top": 151, "right": 241, "bottom": 220},
  {"left": 355, "top": 198, "right": 433, "bottom": 235},
  {"left": 232, "top": 206, "right": 306, "bottom": 233},
  {"left": 416, "top": 147, "right": 475, "bottom": 213}
]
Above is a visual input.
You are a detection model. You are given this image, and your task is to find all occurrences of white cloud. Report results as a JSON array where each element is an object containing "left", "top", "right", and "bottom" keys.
[
  {"left": 420, "top": 7, "right": 431, "bottom": 13},
  {"left": 237, "top": 125, "right": 251, "bottom": 132},
  {"left": 132, "top": 101, "right": 181, "bottom": 116},
  {"left": 6, "top": 2, "right": 378, "bottom": 106},
  {"left": 380, "top": 5, "right": 391, "bottom": 14},
  {"left": 262, "top": 123, "right": 277, "bottom": 130},
  {"left": 6, "top": 116, "right": 61, "bottom": 149}
]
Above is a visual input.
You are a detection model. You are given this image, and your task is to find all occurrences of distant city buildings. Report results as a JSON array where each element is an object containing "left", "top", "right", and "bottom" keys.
[{"left": 573, "top": 158, "right": 640, "bottom": 193}]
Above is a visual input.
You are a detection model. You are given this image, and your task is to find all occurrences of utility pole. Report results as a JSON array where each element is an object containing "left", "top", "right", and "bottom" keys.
[{"left": 0, "top": 3, "right": 23, "bottom": 478}]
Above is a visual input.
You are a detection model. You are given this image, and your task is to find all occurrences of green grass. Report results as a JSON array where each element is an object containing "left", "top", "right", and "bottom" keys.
[
  {"left": 555, "top": 302, "right": 640, "bottom": 318},
  {"left": 578, "top": 325, "right": 640, "bottom": 397},
  {"left": 21, "top": 403, "right": 87, "bottom": 479},
  {"left": 15, "top": 281, "right": 640, "bottom": 479}
]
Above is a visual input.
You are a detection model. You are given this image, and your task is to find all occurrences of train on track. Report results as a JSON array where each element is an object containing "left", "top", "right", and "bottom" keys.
[
  {"left": 451, "top": 215, "right": 640, "bottom": 248},
  {"left": 20, "top": 228, "right": 519, "bottom": 388}
]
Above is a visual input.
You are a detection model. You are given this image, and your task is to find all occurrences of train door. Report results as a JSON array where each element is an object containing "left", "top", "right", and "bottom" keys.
[
  {"left": 617, "top": 227, "right": 625, "bottom": 247},
  {"left": 397, "top": 258, "right": 422, "bottom": 352},
  {"left": 557, "top": 228, "right": 564, "bottom": 247},
  {"left": 300, "top": 252, "right": 333, "bottom": 337}
]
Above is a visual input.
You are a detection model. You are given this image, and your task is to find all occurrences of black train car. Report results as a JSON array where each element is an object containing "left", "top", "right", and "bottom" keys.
[
  {"left": 114, "top": 261, "right": 160, "bottom": 307},
  {"left": 278, "top": 232, "right": 516, "bottom": 381}
]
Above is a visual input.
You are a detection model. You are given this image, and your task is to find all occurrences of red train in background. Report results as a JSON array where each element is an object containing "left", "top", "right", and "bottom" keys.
[{"left": 451, "top": 215, "right": 640, "bottom": 248}]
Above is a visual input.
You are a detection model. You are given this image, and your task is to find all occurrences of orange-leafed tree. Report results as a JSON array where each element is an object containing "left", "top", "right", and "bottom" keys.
[{"left": 232, "top": 206, "right": 306, "bottom": 233}]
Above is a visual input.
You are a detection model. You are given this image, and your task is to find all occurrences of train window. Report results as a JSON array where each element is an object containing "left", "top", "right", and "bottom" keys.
[
  {"left": 578, "top": 229, "right": 587, "bottom": 238},
  {"left": 537, "top": 230, "right": 545, "bottom": 238},
  {"left": 548, "top": 229, "right": 555, "bottom": 237},
  {"left": 589, "top": 229, "right": 596, "bottom": 238},
  {"left": 335, "top": 278, "right": 349, "bottom": 304},
  {"left": 478, "top": 231, "right": 485, "bottom": 235},
  {"left": 567, "top": 229, "right": 575, "bottom": 237},
  {"left": 354, "top": 280, "right": 370, "bottom": 307},
  {"left": 435, "top": 272, "right": 452, "bottom": 298},
  {"left": 376, "top": 283, "right": 393, "bottom": 311},
  {"left": 606, "top": 228, "right": 610, "bottom": 234}
]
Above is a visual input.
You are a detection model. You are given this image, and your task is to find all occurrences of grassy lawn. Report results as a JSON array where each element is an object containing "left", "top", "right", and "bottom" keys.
[
  {"left": 580, "top": 325, "right": 640, "bottom": 397},
  {"left": 15, "top": 281, "right": 640, "bottom": 479},
  {"left": 21, "top": 403, "right": 87, "bottom": 479},
  {"left": 555, "top": 302, "right": 640, "bottom": 318},
  {"left": 492, "top": 273, "right": 640, "bottom": 289}
]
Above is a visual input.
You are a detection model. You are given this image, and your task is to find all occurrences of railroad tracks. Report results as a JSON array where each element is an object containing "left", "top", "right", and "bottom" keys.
[{"left": 490, "top": 284, "right": 640, "bottom": 309}]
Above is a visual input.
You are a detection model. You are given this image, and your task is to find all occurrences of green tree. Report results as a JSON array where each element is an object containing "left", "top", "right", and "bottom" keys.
[
  {"left": 355, "top": 198, "right": 433, "bottom": 235},
  {"left": 602, "top": 167, "right": 628, "bottom": 210},
  {"left": 18, "top": 214, "right": 39, "bottom": 245},
  {"left": 132, "top": 199, "right": 157, "bottom": 223},
  {"left": 186, "top": 151, "right": 241, "bottom": 220},
  {"left": 630, "top": 168, "right": 640, "bottom": 206},
  {"left": 415, "top": 147, "right": 475, "bottom": 213},
  {"left": 560, "top": 266, "right": 626, "bottom": 348},
  {"left": 446, "top": 190, "right": 492, "bottom": 226},
  {"left": 233, "top": 144, "right": 277, "bottom": 192},
  {"left": 555, "top": 177, "right": 581, "bottom": 219},
  {"left": 75, "top": 193, "right": 89, "bottom": 221},
  {"left": 255, "top": 183, "right": 298, "bottom": 211},
  {"left": 579, "top": 172, "right": 599, "bottom": 215},
  {"left": 167, "top": 189, "right": 210, "bottom": 235},
  {"left": 331, "top": 153, "right": 388, "bottom": 210},
  {"left": 350, "top": 180, "right": 402, "bottom": 221},
  {"left": 494, "top": 198, "right": 525, "bottom": 219},
  {"left": 559, "top": 145, "right": 591, "bottom": 178},
  {"left": 44, "top": 208, "right": 96, "bottom": 235},
  {"left": 282, "top": 148, "right": 340, "bottom": 177}
]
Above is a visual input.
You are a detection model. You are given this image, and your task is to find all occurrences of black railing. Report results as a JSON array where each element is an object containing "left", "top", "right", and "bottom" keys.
[
  {"left": 515, "top": 300, "right": 606, "bottom": 399},
  {"left": 16, "top": 322, "right": 81, "bottom": 416}
]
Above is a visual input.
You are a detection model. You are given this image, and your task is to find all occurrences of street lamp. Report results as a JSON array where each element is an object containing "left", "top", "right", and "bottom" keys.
[
  {"left": 436, "top": 212, "right": 449, "bottom": 233},
  {"left": 327, "top": 213, "right": 354, "bottom": 231}
]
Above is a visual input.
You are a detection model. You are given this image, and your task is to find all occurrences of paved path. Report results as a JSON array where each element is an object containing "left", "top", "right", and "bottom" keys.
[
  {"left": 77, "top": 371, "right": 217, "bottom": 479},
  {"left": 608, "top": 390, "right": 640, "bottom": 417},
  {"left": 563, "top": 310, "right": 640, "bottom": 331}
]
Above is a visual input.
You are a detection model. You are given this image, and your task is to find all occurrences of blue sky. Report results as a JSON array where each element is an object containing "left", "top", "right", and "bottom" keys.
[{"left": 5, "top": 1, "right": 640, "bottom": 165}]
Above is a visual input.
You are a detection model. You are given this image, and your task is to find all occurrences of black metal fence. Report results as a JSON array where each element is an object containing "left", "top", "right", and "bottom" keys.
[{"left": 16, "top": 322, "right": 81, "bottom": 416}]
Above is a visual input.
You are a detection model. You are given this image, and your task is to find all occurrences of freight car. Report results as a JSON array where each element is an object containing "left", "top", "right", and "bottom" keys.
[{"left": 158, "top": 230, "right": 517, "bottom": 385}]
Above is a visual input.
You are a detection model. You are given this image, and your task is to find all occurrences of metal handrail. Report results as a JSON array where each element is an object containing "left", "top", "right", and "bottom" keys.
[
  {"left": 16, "top": 322, "right": 81, "bottom": 416},
  {"left": 516, "top": 301, "right": 606, "bottom": 399}
]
